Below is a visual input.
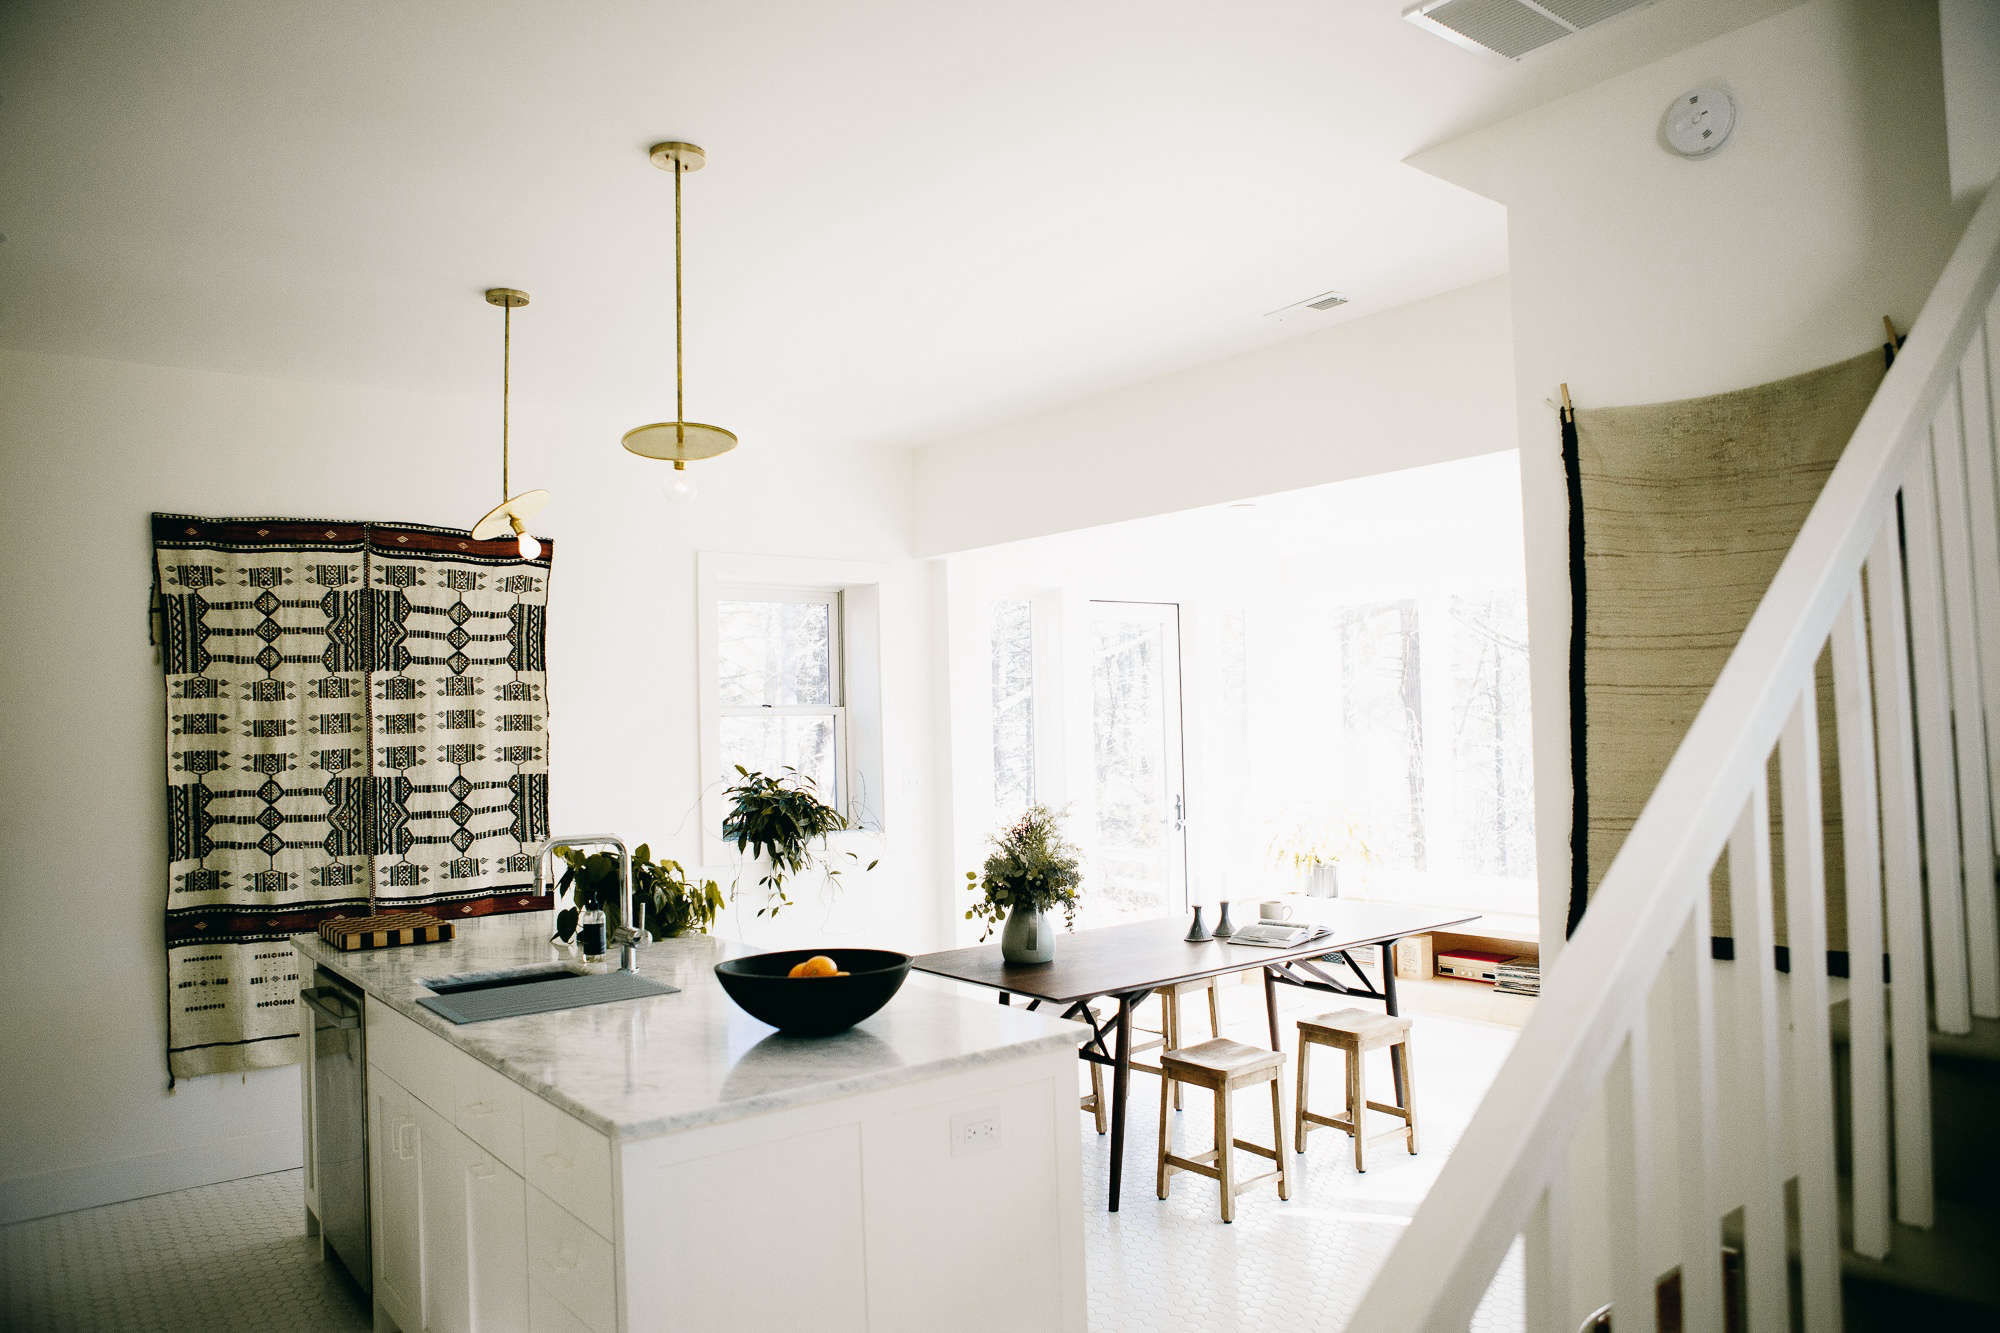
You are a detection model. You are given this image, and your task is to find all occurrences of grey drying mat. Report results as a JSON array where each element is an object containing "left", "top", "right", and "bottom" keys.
[{"left": 416, "top": 971, "right": 679, "bottom": 1024}]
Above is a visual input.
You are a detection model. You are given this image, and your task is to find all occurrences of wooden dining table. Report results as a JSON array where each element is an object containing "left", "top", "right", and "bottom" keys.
[{"left": 911, "top": 900, "right": 1479, "bottom": 1210}]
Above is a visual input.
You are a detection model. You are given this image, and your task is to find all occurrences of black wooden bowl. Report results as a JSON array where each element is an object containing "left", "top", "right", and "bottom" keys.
[{"left": 712, "top": 948, "right": 913, "bottom": 1037}]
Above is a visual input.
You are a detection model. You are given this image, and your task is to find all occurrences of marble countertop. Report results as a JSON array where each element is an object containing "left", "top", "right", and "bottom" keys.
[{"left": 293, "top": 916, "right": 1082, "bottom": 1142}]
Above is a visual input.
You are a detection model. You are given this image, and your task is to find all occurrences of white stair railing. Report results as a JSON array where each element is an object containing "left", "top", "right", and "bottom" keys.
[{"left": 1349, "top": 182, "right": 2000, "bottom": 1333}]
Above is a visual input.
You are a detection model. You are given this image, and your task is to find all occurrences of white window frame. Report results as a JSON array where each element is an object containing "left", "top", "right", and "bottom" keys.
[
  {"left": 714, "top": 582, "right": 850, "bottom": 812},
  {"left": 697, "top": 552, "right": 887, "bottom": 864}
]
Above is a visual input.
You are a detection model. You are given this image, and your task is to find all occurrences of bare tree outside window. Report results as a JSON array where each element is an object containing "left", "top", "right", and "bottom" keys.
[
  {"left": 1450, "top": 591, "right": 1535, "bottom": 877},
  {"left": 1337, "top": 601, "right": 1426, "bottom": 871},
  {"left": 990, "top": 599, "right": 1035, "bottom": 822}
]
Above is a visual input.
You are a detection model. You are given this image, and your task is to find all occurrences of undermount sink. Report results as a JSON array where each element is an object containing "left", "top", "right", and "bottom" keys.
[
  {"left": 425, "top": 964, "right": 576, "bottom": 995},
  {"left": 417, "top": 966, "right": 679, "bottom": 1024}
]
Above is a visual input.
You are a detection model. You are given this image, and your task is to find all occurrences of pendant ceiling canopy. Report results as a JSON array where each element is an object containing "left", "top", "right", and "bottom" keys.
[
  {"left": 621, "top": 141, "right": 738, "bottom": 475},
  {"left": 470, "top": 287, "right": 549, "bottom": 558}
]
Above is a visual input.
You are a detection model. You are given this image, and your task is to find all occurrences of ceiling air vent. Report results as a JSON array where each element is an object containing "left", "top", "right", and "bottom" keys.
[
  {"left": 1404, "top": 0, "right": 1655, "bottom": 61},
  {"left": 1266, "top": 289, "right": 1349, "bottom": 322}
]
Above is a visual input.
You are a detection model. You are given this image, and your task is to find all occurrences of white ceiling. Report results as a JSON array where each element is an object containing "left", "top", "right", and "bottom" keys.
[{"left": 0, "top": 0, "right": 1792, "bottom": 453}]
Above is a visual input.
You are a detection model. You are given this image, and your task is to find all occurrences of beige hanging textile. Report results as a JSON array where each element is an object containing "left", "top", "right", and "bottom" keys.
[{"left": 1565, "top": 345, "right": 1892, "bottom": 962}]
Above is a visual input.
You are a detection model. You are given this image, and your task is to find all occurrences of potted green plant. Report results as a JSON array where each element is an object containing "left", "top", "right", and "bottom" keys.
[
  {"left": 1266, "top": 815, "right": 1376, "bottom": 899},
  {"left": 551, "top": 842, "right": 724, "bottom": 946},
  {"left": 964, "top": 805, "right": 1083, "bottom": 964},
  {"left": 721, "top": 766, "right": 875, "bottom": 917}
]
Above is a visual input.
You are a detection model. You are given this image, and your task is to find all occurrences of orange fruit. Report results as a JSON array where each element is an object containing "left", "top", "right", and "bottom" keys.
[{"left": 788, "top": 955, "right": 840, "bottom": 978}]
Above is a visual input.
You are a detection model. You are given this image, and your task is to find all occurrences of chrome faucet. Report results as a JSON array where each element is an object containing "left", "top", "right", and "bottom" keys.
[{"left": 533, "top": 835, "right": 642, "bottom": 973}]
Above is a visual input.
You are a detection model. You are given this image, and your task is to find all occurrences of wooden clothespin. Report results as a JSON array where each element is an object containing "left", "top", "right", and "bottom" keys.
[
  {"left": 1559, "top": 383, "right": 1573, "bottom": 416},
  {"left": 1883, "top": 316, "right": 1898, "bottom": 345}
]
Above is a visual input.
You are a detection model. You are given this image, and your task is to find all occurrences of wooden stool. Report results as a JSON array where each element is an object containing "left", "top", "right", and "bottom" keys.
[
  {"left": 1129, "top": 978, "right": 1222, "bottom": 1111},
  {"left": 1157, "top": 1037, "right": 1292, "bottom": 1222},
  {"left": 1294, "top": 1008, "right": 1417, "bottom": 1172}
]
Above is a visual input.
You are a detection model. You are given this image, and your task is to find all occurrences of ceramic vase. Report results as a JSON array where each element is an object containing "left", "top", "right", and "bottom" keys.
[{"left": 1001, "top": 902, "right": 1054, "bottom": 964}]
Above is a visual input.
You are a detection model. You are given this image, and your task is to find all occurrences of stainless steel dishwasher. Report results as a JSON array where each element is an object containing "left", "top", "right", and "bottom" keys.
[{"left": 301, "top": 967, "right": 370, "bottom": 1293}]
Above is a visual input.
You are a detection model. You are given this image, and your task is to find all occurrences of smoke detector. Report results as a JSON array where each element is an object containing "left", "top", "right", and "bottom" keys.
[
  {"left": 1266, "top": 290, "right": 1350, "bottom": 323},
  {"left": 1404, "top": 0, "right": 1656, "bottom": 61}
]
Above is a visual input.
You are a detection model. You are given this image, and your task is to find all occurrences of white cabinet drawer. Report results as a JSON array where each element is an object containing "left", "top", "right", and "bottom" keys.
[
  {"left": 523, "top": 1096, "right": 612, "bottom": 1239},
  {"left": 527, "top": 1186, "right": 616, "bottom": 1333},
  {"left": 452, "top": 1049, "right": 525, "bottom": 1174},
  {"left": 366, "top": 999, "right": 453, "bottom": 1116}
]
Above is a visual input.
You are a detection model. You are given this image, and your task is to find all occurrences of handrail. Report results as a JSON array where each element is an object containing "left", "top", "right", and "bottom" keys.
[{"left": 1347, "top": 181, "right": 2000, "bottom": 1331}]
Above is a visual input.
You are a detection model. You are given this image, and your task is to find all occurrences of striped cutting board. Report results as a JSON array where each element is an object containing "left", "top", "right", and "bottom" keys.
[{"left": 317, "top": 911, "right": 454, "bottom": 951}]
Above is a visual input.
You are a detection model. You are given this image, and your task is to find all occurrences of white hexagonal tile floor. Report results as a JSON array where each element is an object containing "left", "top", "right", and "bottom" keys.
[
  {"left": 0, "top": 1165, "right": 369, "bottom": 1331},
  {"left": 1, "top": 979, "right": 1521, "bottom": 1331}
]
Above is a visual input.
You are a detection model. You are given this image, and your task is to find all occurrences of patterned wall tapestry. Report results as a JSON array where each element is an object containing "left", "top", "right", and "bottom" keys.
[{"left": 152, "top": 513, "right": 554, "bottom": 1081}]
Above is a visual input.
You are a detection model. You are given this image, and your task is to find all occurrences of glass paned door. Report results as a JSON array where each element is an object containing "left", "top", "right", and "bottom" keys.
[{"left": 1087, "top": 601, "right": 1188, "bottom": 922}]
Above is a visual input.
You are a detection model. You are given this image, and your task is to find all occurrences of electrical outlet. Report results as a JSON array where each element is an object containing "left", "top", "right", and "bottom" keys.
[{"left": 949, "top": 1108, "right": 1001, "bottom": 1157}]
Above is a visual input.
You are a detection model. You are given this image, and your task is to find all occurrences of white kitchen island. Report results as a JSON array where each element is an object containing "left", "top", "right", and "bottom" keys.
[{"left": 293, "top": 916, "right": 1086, "bottom": 1333}]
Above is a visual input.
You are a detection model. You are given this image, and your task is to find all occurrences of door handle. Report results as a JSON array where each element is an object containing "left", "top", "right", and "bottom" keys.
[
  {"left": 395, "top": 1121, "right": 418, "bottom": 1160},
  {"left": 1173, "top": 794, "right": 1186, "bottom": 832},
  {"left": 300, "top": 987, "right": 359, "bottom": 1029}
]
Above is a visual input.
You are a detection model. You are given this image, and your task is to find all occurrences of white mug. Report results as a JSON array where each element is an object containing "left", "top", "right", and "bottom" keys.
[{"left": 1259, "top": 900, "right": 1293, "bottom": 922}]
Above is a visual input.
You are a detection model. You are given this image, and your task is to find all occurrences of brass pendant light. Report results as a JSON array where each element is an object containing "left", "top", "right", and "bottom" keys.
[
  {"left": 470, "top": 287, "right": 550, "bottom": 558},
  {"left": 621, "top": 141, "right": 737, "bottom": 493}
]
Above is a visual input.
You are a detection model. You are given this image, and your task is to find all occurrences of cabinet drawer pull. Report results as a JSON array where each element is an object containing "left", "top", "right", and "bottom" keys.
[
  {"left": 553, "top": 1243, "right": 580, "bottom": 1272},
  {"left": 468, "top": 1161, "right": 497, "bottom": 1180},
  {"left": 463, "top": 1099, "right": 498, "bottom": 1117},
  {"left": 541, "top": 1151, "right": 572, "bottom": 1173},
  {"left": 395, "top": 1121, "right": 418, "bottom": 1160}
]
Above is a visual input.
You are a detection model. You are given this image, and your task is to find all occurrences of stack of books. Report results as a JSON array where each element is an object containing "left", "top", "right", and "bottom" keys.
[{"left": 1495, "top": 956, "right": 1541, "bottom": 997}]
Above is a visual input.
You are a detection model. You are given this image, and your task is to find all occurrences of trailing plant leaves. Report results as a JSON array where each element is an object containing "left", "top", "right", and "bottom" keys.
[{"left": 720, "top": 767, "right": 854, "bottom": 916}]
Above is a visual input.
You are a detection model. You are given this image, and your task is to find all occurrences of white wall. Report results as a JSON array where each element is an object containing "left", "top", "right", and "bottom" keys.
[
  {"left": 911, "top": 277, "right": 1518, "bottom": 556},
  {"left": 0, "top": 346, "right": 941, "bottom": 1222},
  {"left": 1941, "top": 0, "right": 2000, "bottom": 200},
  {"left": 1411, "top": 0, "right": 1970, "bottom": 965}
]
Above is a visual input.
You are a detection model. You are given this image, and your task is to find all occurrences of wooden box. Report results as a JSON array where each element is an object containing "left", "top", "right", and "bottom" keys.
[{"left": 1393, "top": 934, "right": 1434, "bottom": 980}]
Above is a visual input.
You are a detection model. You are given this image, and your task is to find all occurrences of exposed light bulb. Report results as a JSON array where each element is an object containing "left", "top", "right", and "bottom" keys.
[
  {"left": 667, "top": 466, "right": 698, "bottom": 503},
  {"left": 516, "top": 531, "right": 542, "bottom": 561}
]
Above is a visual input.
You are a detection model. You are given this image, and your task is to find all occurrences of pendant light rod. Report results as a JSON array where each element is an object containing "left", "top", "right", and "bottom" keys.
[
  {"left": 621, "top": 141, "right": 737, "bottom": 471},
  {"left": 472, "top": 288, "right": 546, "bottom": 554},
  {"left": 485, "top": 287, "right": 529, "bottom": 499},
  {"left": 503, "top": 298, "right": 513, "bottom": 499},
  {"left": 674, "top": 152, "right": 685, "bottom": 444}
]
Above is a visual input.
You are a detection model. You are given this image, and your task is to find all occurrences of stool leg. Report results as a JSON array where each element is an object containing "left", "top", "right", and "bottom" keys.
[
  {"left": 1168, "top": 991, "right": 1184, "bottom": 1111},
  {"left": 1270, "top": 1074, "right": 1291, "bottom": 1202},
  {"left": 1294, "top": 1035, "right": 1310, "bottom": 1154},
  {"left": 1207, "top": 979, "right": 1221, "bottom": 1038},
  {"left": 1401, "top": 1038, "right": 1419, "bottom": 1155},
  {"left": 1156, "top": 1069, "right": 1172, "bottom": 1200},
  {"left": 1090, "top": 1059, "right": 1107, "bottom": 1136},
  {"left": 1349, "top": 1047, "right": 1366, "bottom": 1174},
  {"left": 1215, "top": 1081, "right": 1235, "bottom": 1223}
]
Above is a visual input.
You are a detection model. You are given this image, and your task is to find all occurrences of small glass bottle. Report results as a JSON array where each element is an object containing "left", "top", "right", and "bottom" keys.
[{"left": 578, "top": 907, "right": 607, "bottom": 971}]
